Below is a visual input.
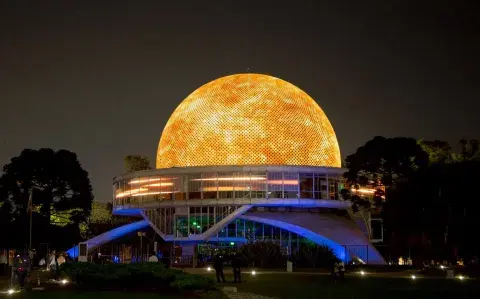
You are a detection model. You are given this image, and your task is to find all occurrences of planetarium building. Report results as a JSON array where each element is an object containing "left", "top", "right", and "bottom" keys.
[{"left": 74, "top": 74, "right": 385, "bottom": 264}]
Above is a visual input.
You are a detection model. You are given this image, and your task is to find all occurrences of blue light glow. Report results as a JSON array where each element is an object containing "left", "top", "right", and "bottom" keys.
[{"left": 66, "top": 220, "right": 149, "bottom": 258}]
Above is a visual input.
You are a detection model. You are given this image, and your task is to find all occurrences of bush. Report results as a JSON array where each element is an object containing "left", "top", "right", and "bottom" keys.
[
  {"left": 240, "top": 241, "right": 286, "bottom": 268},
  {"left": 294, "top": 243, "right": 339, "bottom": 269},
  {"left": 170, "top": 274, "right": 215, "bottom": 290},
  {"left": 58, "top": 262, "right": 214, "bottom": 292}
]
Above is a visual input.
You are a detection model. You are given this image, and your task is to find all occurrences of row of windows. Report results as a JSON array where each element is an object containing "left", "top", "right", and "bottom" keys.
[
  {"left": 114, "top": 172, "right": 343, "bottom": 205},
  {"left": 145, "top": 207, "right": 318, "bottom": 242}
]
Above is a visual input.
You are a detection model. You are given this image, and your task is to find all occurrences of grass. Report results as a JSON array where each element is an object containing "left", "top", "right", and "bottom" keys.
[
  {"left": 4, "top": 272, "right": 480, "bottom": 299},
  {"left": 10, "top": 292, "right": 183, "bottom": 299},
  {"left": 204, "top": 272, "right": 480, "bottom": 299}
]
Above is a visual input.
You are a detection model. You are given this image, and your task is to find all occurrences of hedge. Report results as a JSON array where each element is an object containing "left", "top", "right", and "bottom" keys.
[{"left": 58, "top": 262, "right": 215, "bottom": 292}]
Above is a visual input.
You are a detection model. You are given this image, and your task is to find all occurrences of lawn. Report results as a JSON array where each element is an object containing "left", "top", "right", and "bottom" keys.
[
  {"left": 4, "top": 272, "right": 480, "bottom": 299},
  {"left": 11, "top": 292, "right": 186, "bottom": 299},
  {"left": 204, "top": 272, "right": 480, "bottom": 299}
]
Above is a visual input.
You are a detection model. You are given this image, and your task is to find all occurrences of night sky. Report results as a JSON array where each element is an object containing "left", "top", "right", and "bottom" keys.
[{"left": 1, "top": 0, "right": 478, "bottom": 202}]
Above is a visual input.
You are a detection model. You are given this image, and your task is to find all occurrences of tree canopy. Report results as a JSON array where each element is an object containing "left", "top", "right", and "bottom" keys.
[
  {"left": 344, "top": 136, "right": 429, "bottom": 187},
  {"left": 345, "top": 136, "right": 480, "bottom": 261},
  {"left": 124, "top": 155, "right": 152, "bottom": 172},
  {"left": 0, "top": 148, "right": 93, "bottom": 249}
]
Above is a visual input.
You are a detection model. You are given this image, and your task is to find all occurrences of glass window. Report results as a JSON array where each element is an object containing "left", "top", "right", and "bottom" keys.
[
  {"left": 218, "top": 172, "right": 234, "bottom": 199},
  {"left": 251, "top": 172, "right": 267, "bottom": 198},
  {"left": 236, "top": 219, "right": 245, "bottom": 238},
  {"left": 314, "top": 174, "right": 328, "bottom": 199},
  {"left": 173, "top": 175, "right": 185, "bottom": 200},
  {"left": 272, "top": 226, "right": 281, "bottom": 240},
  {"left": 254, "top": 222, "right": 263, "bottom": 239},
  {"left": 188, "top": 174, "right": 202, "bottom": 200},
  {"left": 227, "top": 222, "right": 236, "bottom": 237},
  {"left": 175, "top": 215, "right": 188, "bottom": 237},
  {"left": 202, "top": 173, "right": 217, "bottom": 199},
  {"left": 267, "top": 172, "right": 283, "bottom": 198},
  {"left": 244, "top": 220, "right": 255, "bottom": 241},
  {"left": 329, "top": 177, "right": 339, "bottom": 200},
  {"left": 299, "top": 173, "right": 314, "bottom": 199},
  {"left": 234, "top": 172, "right": 250, "bottom": 198},
  {"left": 283, "top": 172, "right": 299, "bottom": 198},
  {"left": 263, "top": 224, "right": 272, "bottom": 239}
]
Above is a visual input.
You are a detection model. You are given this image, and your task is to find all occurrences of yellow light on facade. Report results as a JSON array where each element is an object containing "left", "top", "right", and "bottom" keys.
[
  {"left": 132, "top": 192, "right": 172, "bottom": 197},
  {"left": 156, "top": 74, "right": 341, "bottom": 169},
  {"left": 192, "top": 176, "right": 266, "bottom": 181},
  {"left": 202, "top": 186, "right": 250, "bottom": 192},
  {"left": 144, "top": 183, "right": 174, "bottom": 187},
  {"left": 116, "top": 188, "right": 149, "bottom": 198},
  {"left": 268, "top": 180, "right": 299, "bottom": 185}
]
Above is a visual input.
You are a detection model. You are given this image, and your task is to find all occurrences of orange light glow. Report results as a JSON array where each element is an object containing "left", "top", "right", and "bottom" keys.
[
  {"left": 202, "top": 186, "right": 250, "bottom": 192},
  {"left": 191, "top": 177, "right": 266, "bottom": 181},
  {"left": 132, "top": 191, "right": 173, "bottom": 197},
  {"left": 129, "top": 178, "right": 163, "bottom": 185},
  {"left": 268, "top": 180, "right": 298, "bottom": 185},
  {"left": 116, "top": 188, "right": 148, "bottom": 198},
  {"left": 145, "top": 183, "right": 174, "bottom": 187},
  {"left": 351, "top": 188, "right": 376, "bottom": 194},
  {"left": 156, "top": 74, "right": 341, "bottom": 168}
]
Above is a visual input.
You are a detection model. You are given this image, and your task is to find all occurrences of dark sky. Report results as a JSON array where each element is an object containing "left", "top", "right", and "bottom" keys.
[{"left": 1, "top": 0, "right": 479, "bottom": 202}]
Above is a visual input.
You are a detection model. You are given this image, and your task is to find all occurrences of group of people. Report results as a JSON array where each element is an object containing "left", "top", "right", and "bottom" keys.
[
  {"left": 213, "top": 252, "right": 242, "bottom": 284},
  {"left": 11, "top": 250, "right": 32, "bottom": 288}
]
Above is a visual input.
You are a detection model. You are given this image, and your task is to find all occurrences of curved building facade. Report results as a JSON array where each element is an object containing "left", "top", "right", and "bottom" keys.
[{"left": 78, "top": 74, "right": 385, "bottom": 264}]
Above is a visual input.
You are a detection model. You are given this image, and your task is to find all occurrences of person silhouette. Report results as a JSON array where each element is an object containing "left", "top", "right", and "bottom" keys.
[{"left": 213, "top": 254, "right": 226, "bottom": 283}]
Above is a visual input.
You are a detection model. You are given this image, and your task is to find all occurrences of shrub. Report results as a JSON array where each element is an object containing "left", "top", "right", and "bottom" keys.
[
  {"left": 170, "top": 274, "right": 215, "bottom": 290},
  {"left": 58, "top": 262, "right": 214, "bottom": 292}
]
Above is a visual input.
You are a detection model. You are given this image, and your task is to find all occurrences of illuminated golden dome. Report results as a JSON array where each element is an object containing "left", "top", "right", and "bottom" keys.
[{"left": 156, "top": 74, "right": 341, "bottom": 168}]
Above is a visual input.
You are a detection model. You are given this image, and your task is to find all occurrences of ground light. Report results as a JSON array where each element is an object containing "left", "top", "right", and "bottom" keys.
[
  {"left": 4, "top": 289, "right": 18, "bottom": 295},
  {"left": 61, "top": 279, "right": 69, "bottom": 285},
  {"left": 440, "top": 265, "right": 445, "bottom": 269},
  {"left": 359, "top": 271, "right": 365, "bottom": 276},
  {"left": 251, "top": 270, "right": 256, "bottom": 275},
  {"left": 411, "top": 275, "right": 416, "bottom": 280},
  {"left": 206, "top": 266, "right": 212, "bottom": 272},
  {"left": 457, "top": 275, "right": 465, "bottom": 281}
]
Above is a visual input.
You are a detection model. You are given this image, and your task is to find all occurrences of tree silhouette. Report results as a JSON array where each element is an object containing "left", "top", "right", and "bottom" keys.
[
  {"left": 124, "top": 155, "right": 152, "bottom": 172},
  {"left": 344, "top": 136, "right": 428, "bottom": 187},
  {"left": 0, "top": 148, "right": 93, "bottom": 248}
]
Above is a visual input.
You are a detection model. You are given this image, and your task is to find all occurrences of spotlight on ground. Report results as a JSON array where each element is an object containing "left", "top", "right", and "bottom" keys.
[
  {"left": 61, "top": 279, "right": 69, "bottom": 285},
  {"left": 440, "top": 265, "right": 445, "bottom": 270},
  {"left": 359, "top": 271, "right": 365, "bottom": 276},
  {"left": 457, "top": 275, "right": 465, "bottom": 281},
  {"left": 251, "top": 270, "right": 256, "bottom": 275},
  {"left": 411, "top": 275, "right": 416, "bottom": 280},
  {"left": 7, "top": 289, "right": 15, "bottom": 295},
  {"left": 206, "top": 267, "right": 212, "bottom": 272}
]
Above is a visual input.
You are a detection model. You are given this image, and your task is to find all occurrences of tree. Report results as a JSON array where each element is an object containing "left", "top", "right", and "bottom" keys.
[
  {"left": 124, "top": 155, "right": 152, "bottom": 172},
  {"left": 344, "top": 136, "right": 429, "bottom": 187},
  {"left": 418, "top": 139, "right": 453, "bottom": 164},
  {"left": 0, "top": 148, "right": 93, "bottom": 249}
]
